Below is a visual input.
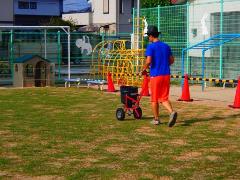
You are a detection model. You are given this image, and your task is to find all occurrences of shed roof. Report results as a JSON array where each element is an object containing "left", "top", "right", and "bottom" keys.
[{"left": 15, "top": 55, "right": 51, "bottom": 63}]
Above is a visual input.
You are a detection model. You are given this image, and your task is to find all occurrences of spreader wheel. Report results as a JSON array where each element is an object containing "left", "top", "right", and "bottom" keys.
[
  {"left": 133, "top": 107, "right": 142, "bottom": 119},
  {"left": 116, "top": 108, "right": 125, "bottom": 121}
]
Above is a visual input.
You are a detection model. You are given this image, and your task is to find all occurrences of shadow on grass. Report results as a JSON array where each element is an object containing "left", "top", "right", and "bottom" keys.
[{"left": 180, "top": 113, "right": 240, "bottom": 126}]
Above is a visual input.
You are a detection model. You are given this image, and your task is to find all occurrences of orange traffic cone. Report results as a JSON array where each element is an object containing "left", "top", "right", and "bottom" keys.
[
  {"left": 178, "top": 74, "right": 193, "bottom": 102},
  {"left": 141, "top": 75, "right": 150, "bottom": 96},
  {"left": 107, "top": 72, "right": 115, "bottom": 92},
  {"left": 229, "top": 77, "right": 240, "bottom": 109}
]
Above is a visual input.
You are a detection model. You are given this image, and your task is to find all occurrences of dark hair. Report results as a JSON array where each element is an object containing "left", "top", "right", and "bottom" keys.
[
  {"left": 147, "top": 25, "right": 160, "bottom": 38},
  {"left": 148, "top": 32, "right": 160, "bottom": 38}
]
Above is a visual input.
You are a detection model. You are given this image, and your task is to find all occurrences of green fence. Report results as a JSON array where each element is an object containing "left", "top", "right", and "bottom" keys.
[
  {"left": 0, "top": 30, "right": 132, "bottom": 84},
  {"left": 0, "top": 0, "right": 239, "bottom": 85},
  {"left": 136, "top": 0, "right": 240, "bottom": 79}
]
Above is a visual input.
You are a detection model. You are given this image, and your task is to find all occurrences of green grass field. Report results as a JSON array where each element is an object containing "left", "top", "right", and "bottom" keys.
[{"left": 0, "top": 87, "right": 240, "bottom": 179}]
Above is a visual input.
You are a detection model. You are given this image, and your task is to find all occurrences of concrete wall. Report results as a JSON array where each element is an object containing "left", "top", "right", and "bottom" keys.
[
  {"left": 0, "top": 0, "right": 14, "bottom": 25},
  {"left": 14, "top": 0, "right": 62, "bottom": 16}
]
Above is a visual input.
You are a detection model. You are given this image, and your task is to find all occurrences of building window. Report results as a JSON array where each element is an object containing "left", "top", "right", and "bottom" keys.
[
  {"left": 103, "top": 0, "right": 109, "bottom": 14},
  {"left": 120, "top": 0, "right": 123, "bottom": 14},
  {"left": 30, "top": 2, "right": 37, "bottom": 9},
  {"left": 18, "top": 1, "right": 29, "bottom": 9},
  {"left": 18, "top": 1, "right": 37, "bottom": 9}
]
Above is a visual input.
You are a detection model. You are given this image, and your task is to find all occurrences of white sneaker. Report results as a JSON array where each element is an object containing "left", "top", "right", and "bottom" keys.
[{"left": 150, "top": 119, "right": 160, "bottom": 125}]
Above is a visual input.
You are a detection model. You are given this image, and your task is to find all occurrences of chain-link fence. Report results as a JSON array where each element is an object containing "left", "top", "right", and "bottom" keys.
[
  {"left": 0, "top": 30, "right": 131, "bottom": 85},
  {"left": 136, "top": 0, "right": 240, "bottom": 80},
  {"left": 1, "top": 0, "right": 239, "bottom": 86}
]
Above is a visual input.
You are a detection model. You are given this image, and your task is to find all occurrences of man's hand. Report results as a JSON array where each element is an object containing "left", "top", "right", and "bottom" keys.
[
  {"left": 169, "top": 56, "right": 175, "bottom": 65},
  {"left": 141, "top": 69, "right": 148, "bottom": 76}
]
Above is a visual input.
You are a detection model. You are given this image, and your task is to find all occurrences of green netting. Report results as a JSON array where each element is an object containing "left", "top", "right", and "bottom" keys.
[
  {"left": 135, "top": 0, "right": 240, "bottom": 79},
  {"left": 0, "top": 30, "right": 133, "bottom": 84},
  {"left": 136, "top": 4, "right": 187, "bottom": 75}
]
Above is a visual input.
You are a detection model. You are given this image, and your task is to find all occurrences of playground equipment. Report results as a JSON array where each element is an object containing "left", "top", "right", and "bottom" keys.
[
  {"left": 182, "top": 34, "right": 240, "bottom": 91},
  {"left": 89, "top": 18, "right": 146, "bottom": 87}
]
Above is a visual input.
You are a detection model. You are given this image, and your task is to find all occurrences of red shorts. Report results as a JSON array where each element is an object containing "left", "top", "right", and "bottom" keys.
[{"left": 150, "top": 75, "right": 170, "bottom": 103}]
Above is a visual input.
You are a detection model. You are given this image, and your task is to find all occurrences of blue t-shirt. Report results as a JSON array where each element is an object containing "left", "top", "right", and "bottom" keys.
[{"left": 145, "top": 41, "right": 172, "bottom": 77}]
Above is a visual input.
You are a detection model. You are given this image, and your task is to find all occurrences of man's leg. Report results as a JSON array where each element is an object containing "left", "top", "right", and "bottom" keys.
[
  {"left": 162, "top": 100, "right": 173, "bottom": 113},
  {"left": 152, "top": 102, "right": 159, "bottom": 120},
  {"left": 162, "top": 100, "right": 177, "bottom": 127}
]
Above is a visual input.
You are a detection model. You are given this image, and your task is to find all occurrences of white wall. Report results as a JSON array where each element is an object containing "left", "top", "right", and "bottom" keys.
[
  {"left": 92, "top": 0, "right": 117, "bottom": 24},
  {"left": 189, "top": 0, "right": 240, "bottom": 57},
  {"left": 63, "top": 13, "right": 91, "bottom": 25}
]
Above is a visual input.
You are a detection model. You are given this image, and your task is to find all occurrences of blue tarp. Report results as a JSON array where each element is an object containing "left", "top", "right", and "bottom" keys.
[{"left": 63, "top": 0, "right": 91, "bottom": 13}]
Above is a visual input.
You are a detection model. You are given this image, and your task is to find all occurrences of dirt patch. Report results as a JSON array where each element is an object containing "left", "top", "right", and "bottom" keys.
[
  {"left": 226, "top": 130, "right": 238, "bottom": 136},
  {"left": 114, "top": 173, "right": 172, "bottom": 180},
  {"left": 105, "top": 145, "right": 126, "bottom": 154},
  {"left": 113, "top": 173, "right": 138, "bottom": 180},
  {"left": 136, "top": 126, "right": 160, "bottom": 137},
  {"left": 68, "top": 140, "right": 95, "bottom": 152},
  {"left": 0, "top": 171, "right": 8, "bottom": 176},
  {"left": 204, "top": 147, "right": 229, "bottom": 153},
  {"left": 0, "top": 130, "right": 12, "bottom": 136},
  {"left": 98, "top": 163, "right": 121, "bottom": 170},
  {"left": 206, "top": 155, "right": 220, "bottom": 161},
  {"left": 143, "top": 174, "right": 173, "bottom": 180},
  {"left": 176, "top": 151, "right": 202, "bottom": 161},
  {"left": 1, "top": 142, "right": 18, "bottom": 148},
  {"left": 168, "top": 139, "right": 187, "bottom": 146},
  {"left": 0, "top": 171, "right": 64, "bottom": 180},
  {"left": 12, "top": 175, "right": 64, "bottom": 180},
  {"left": 0, "top": 152, "right": 22, "bottom": 163},
  {"left": 210, "top": 120, "right": 227, "bottom": 130}
]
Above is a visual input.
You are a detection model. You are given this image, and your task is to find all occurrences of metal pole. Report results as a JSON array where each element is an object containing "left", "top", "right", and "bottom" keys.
[
  {"left": 220, "top": 0, "right": 223, "bottom": 79},
  {"left": 158, "top": 5, "right": 160, "bottom": 31},
  {"left": 181, "top": 49, "right": 185, "bottom": 87},
  {"left": 136, "top": 0, "right": 140, "bottom": 50},
  {"left": 132, "top": 7, "right": 135, "bottom": 49},
  {"left": 57, "top": 31, "right": 61, "bottom": 80},
  {"left": 10, "top": 30, "right": 14, "bottom": 80},
  {"left": 67, "top": 28, "right": 71, "bottom": 83},
  {"left": 202, "top": 50, "right": 205, "bottom": 91},
  {"left": 136, "top": 0, "right": 140, "bottom": 66},
  {"left": 44, "top": 29, "right": 47, "bottom": 59},
  {"left": 186, "top": 2, "right": 190, "bottom": 74}
]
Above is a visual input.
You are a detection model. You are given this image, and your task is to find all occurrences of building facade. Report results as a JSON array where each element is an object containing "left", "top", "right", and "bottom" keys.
[
  {"left": 14, "top": 0, "right": 63, "bottom": 25},
  {"left": 0, "top": 0, "right": 14, "bottom": 26},
  {"left": 63, "top": 0, "right": 136, "bottom": 34},
  {"left": 0, "top": 0, "right": 63, "bottom": 26}
]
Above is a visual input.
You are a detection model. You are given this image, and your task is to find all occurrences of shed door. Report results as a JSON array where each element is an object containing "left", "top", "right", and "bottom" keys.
[{"left": 35, "top": 61, "right": 46, "bottom": 87}]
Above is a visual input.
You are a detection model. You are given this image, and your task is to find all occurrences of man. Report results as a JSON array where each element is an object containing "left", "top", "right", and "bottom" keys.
[{"left": 142, "top": 25, "right": 177, "bottom": 127}]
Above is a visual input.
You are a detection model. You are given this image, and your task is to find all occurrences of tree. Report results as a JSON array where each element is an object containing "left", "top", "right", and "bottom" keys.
[
  {"left": 141, "top": 0, "right": 170, "bottom": 8},
  {"left": 42, "top": 17, "right": 77, "bottom": 31}
]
